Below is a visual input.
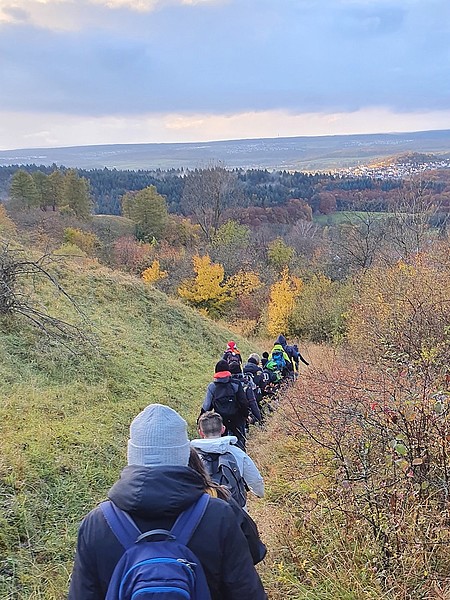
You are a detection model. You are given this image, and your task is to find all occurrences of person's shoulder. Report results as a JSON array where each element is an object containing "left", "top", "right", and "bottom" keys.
[
  {"left": 205, "top": 496, "right": 236, "bottom": 519},
  {"left": 228, "top": 443, "right": 246, "bottom": 459}
]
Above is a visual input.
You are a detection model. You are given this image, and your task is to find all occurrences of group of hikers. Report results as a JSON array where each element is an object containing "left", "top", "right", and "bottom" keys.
[{"left": 68, "top": 334, "right": 308, "bottom": 600}]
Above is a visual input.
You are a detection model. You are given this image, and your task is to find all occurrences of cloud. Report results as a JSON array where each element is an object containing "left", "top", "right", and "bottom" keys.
[
  {"left": 0, "top": 0, "right": 225, "bottom": 28},
  {"left": 2, "top": 107, "right": 450, "bottom": 150},
  {"left": 0, "top": 0, "right": 449, "bottom": 147}
]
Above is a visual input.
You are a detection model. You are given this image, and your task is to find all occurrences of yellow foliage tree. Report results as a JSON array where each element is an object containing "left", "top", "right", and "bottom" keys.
[
  {"left": 141, "top": 260, "right": 168, "bottom": 285},
  {"left": 178, "top": 254, "right": 229, "bottom": 315},
  {"left": 226, "top": 270, "right": 263, "bottom": 298},
  {"left": 346, "top": 255, "right": 450, "bottom": 381},
  {"left": 63, "top": 227, "right": 100, "bottom": 256},
  {"left": 267, "top": 267, "right": 303, "bottom": 336}
]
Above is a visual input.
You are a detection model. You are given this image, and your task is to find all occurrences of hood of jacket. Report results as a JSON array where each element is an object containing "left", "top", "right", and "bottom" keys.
[
  {"left": 213, "top": 372, "right": 232, "bottom": 383},
  {"left": 275, "top": 334, "right": 287, "bottom": 348},
  {"left": 271, "top": 343, "right": 285, "bottom": 354},
  {"left": 108, "top": 465, "right": 205, "bottom": 518},
  {"left": 244, "top": 361, "right": 261, "bottom": 375},
  {"left": 190, "top": 435, "right": 238, "bottom": 455}
]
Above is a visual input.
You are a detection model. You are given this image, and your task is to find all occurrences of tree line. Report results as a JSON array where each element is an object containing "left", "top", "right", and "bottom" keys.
[{"left": 0, "top": 163, "right": 413, "bottom": 217}]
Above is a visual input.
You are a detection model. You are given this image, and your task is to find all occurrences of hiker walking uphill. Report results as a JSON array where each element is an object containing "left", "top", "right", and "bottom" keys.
[
  {"left": 68, "top": 404, "right": 266, "bottom": 600},
  {"left": 227, "top": 359, "right": 262, "bottom": 425},
  {"left": 191, "top": 412, "right": 265, "bottom": 512},
  {"left": 276, "top": 334, "right": 309, "bottom": 374},
  {"left": 201, "top": 360, "right": 249, "bottom": 450},
  {"left": 268, "top": 340, "right": 293, "bottom": 378},
  {"left": 222, "top": 340, "right": 243, "bottom": 373}
]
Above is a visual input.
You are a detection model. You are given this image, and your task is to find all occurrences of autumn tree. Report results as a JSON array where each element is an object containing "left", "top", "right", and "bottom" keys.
[
  {"left": 178, "top": 254, "right": 230, "bottom": 316},
  {"left": 267, "top": 267, "right": 303, "bottom": 336},
  {"left": 0, "top": 205, "right": 16, "bottom": 236},
  {"left": 332, "top": 211, "right": 387, "bottom": 274},
  {"left": 210, "top": 220, "right": 253, "bottom": 275},
  {"left": 141, "top": 260, "right": 168, "bottom": 285},
  {"left": 347, "top": 255, "right": 450, "bottom": 384},
  {"left": 181, "top": 165, "right": 241, "bottom": 241},
  {"left": 111, "top": 236, "right": 154, "bottom": 273},
  {"left": 290, "top": 274, "right": 352, "bottom": 342},
  {"left": 122, "top": 185, "right": 168, "bottom": 242},
  {"left": 163, "top": 215, "right": 201, "bottom": 248},
  {"left": 63, "top": 228, "right": 100, "bottom": 256},
  {"left": 385, "top": 181, "right": 438, "bottom": 261},
  {"left": 267, "top": 238, "right": 296, "bottom": 271}
]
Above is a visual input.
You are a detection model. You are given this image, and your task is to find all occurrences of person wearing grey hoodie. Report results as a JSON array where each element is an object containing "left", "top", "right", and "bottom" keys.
[{"left": 191, "top": 412, "right": 264, "bottom": 511}]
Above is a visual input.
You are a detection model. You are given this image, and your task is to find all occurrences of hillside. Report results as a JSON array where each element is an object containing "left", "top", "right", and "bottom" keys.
[
  {"left": 0, "top": 255, "right": 259, "bottom": 599},
  {"left": 1, "top": 129, "right": 450, "bottom": 171}
]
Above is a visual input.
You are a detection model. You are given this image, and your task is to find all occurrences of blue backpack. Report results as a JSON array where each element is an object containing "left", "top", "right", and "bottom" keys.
[
  {"left": 100, "top": 494, "right": 212, "bottom": 600},
  {"left": 271, "top": 350, "right": 286, "bottom": 372}
]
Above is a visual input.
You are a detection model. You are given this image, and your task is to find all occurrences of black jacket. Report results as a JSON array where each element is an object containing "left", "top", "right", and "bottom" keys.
[
  {"left": 202, "top": 375, "right": 249, "bottom": 424},
  {"left": 243, "top": 360, "right": 265, "bottom": 390},
  {"left": 275, "top": 335, "right": 309, "bottom": 368},
  {"left": 68, "top": 465, "right": 266, "bottom": 600}
]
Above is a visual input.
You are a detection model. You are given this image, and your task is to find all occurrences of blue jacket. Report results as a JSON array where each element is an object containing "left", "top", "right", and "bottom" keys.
[{"left": 68, "top": 465, "right": 266, "bottom": 600}]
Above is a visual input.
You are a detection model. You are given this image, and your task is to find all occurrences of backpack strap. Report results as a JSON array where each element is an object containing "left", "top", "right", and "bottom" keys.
[
  {"left": 100, "top": 500, "right": 142, "bottom": 550},
  {"left": 170, "top": 493, "right": 210, "bottom": 546},
  {"left": 101, "top": 493, "right": 209, "bottom": 550}
]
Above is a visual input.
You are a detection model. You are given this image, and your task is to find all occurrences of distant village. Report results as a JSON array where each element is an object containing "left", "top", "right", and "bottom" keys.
[{"left": 335, "top": 155, "right": 450, "bottom": 180}]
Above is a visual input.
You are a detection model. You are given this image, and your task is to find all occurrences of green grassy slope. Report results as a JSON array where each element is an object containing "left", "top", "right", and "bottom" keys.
[{"left": 0, "top": 258, "right": 258, "bottom": 599}]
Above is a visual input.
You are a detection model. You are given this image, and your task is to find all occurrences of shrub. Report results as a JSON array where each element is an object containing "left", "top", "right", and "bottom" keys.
[{"left": 290, "top": 274, "right": 353, "bottom": 343}]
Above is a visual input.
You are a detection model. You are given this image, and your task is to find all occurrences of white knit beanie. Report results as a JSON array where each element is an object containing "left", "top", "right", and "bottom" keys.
[{"left": 127, "top": 404, "right": 190, "bottom": 467}]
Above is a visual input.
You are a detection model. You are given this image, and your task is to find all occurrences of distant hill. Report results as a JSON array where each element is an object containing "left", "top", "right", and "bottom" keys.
[{"left": 2, "top": 129, "right": 450, "bottom": 171}]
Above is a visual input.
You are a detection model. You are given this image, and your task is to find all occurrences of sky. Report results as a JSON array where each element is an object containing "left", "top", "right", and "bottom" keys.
[{"left": 0, "top": 0, "right": 450, "bottom": 150}]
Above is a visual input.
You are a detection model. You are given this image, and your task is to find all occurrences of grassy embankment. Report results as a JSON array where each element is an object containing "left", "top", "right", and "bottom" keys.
[{"left": 0, "top": 256, "right": 259, "bottom": 599}]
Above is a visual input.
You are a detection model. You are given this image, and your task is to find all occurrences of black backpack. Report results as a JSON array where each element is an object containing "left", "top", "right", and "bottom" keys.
[
  {"left": 224, "top": 351, "right": 241, "bottom": 371},
  {"left": 234, "top": 373, "right": 257, "bottom": 402},
  {"left": 212, "top": 381, "right": 240, "bottom": 419},
  {"left": 197, "top": 450, "right": 247, "bottom": 508}
]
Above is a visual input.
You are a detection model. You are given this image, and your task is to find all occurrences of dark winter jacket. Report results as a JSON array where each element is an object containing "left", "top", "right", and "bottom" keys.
[
  {"left": 232, "top": 373, "right": 262, "bottom": 423},
  {"left": 243, "top": 360, "right": 265, "bottom": 391},
  {"left": 202, "top": 373, "right": 249, "bottom": 424},
  {"left": 275, "top": 335, "right": 309, "bottom": 368},
  {"left": 68, "top": 465, "right": 266, "bottom": 600}
]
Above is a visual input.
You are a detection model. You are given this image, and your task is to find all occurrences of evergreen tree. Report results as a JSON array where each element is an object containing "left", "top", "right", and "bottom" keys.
[
  {"left": 31, "top": 171, "right": 52, "bottom": 211},
  {"left": 48, "top": 170, "right": 65, "bottom": 211},
  {"left": 121, "top": 185, "right": 168, "bottom": 241},
  {"left": 63, "top": 170, "right": 93, "bottom": 219},
  {"left": 9, "top": 170, "right": 39, "bottom": 210}
]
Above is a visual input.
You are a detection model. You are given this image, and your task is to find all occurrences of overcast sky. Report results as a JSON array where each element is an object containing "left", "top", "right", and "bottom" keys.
[{"left": 1, "top": 0, "right": 449, "bottom": 149}]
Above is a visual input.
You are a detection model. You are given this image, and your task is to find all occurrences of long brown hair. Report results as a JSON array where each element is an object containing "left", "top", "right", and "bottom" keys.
[{"left": 189, "top": 447, "right": 230, "bottom": 502}]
